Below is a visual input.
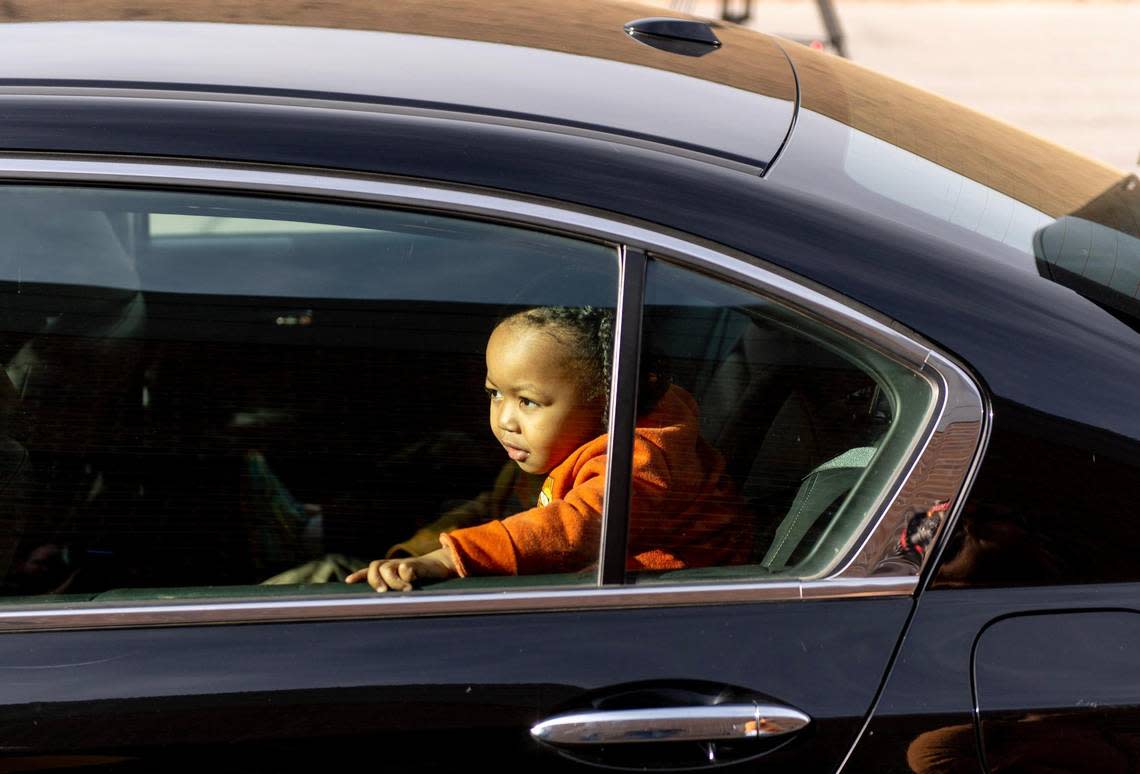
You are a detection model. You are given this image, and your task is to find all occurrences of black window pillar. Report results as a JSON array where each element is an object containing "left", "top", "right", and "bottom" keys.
[{"left": 597, "top": 246, "right": 646, "bottom": 586}]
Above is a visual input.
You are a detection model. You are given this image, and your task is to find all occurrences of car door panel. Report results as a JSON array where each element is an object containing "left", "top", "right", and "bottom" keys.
[{"left": 0, "top": 598, "right": 911, "bottom": 772}]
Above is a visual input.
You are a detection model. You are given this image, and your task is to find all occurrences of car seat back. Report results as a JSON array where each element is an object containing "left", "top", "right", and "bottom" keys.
[
  {"left": 760, "top": 445, "right": 875, "bottom": 571},
  {"left": 685, "top": 313, "right": 886, "bottom": 564}
]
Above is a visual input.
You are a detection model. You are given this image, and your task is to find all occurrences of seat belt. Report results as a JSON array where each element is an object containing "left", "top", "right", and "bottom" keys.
[{"left": 761, "top": 446, "right": 876, "bottom": 571}]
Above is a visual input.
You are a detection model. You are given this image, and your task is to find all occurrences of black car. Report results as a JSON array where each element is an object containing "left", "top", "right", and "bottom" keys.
[{"left": 0, "top": 1, "right": 1137, "bottom": 772}]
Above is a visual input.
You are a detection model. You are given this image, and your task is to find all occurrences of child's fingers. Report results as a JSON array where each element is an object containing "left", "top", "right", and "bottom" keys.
[
  {"left": 344, "top": 560, "right": 417, "bottom": 591},
  {"left": 379, "top": 560, "right": 414, "bottom": 592},
  {"left": 368, "top": 560, "right": 390, "bottom": 591}
]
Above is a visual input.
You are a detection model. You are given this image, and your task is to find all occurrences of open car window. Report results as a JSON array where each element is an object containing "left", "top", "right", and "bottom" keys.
[{"left": 0, "top": 185, "right": 618, "bottom": 603}]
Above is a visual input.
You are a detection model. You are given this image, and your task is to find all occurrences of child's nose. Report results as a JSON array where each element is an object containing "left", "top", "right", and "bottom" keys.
[{"left": 496, "top": 403, "right": 520, "bottom": 432}]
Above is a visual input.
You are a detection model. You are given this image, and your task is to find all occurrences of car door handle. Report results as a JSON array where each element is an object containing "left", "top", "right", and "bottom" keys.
[{"left": 530, "top": 701, "right": 810, "bottom": 745}]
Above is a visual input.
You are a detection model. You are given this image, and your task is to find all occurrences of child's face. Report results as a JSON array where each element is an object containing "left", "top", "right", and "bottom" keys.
[{"left": 484, "top": 321, "right": 604, "bottom": 475}]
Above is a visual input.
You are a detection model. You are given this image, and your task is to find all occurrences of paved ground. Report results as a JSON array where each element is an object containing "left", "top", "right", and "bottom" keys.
[{"left": 651, "top": 1, "right": 1139, "bottom": 173}]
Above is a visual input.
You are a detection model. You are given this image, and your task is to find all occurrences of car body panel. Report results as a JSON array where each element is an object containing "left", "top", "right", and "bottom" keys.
[
  {"left": 0, "top": 599, "right": 912, "bottom": 772},
  {"left": 974, "top": 611, "right": 1140, "bottom": 772},
  {"left": 840, "top": 583, "right": 1140, "bottom": 773}
]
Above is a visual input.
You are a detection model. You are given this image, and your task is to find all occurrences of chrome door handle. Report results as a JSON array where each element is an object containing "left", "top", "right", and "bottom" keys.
[{"left": 530, "top": 701, "right": 810, "bottom": 745}]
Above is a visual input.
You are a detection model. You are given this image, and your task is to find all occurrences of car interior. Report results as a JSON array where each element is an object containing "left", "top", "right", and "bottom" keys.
[{"left": 0, "top": 186, "right": 932, "bottom": 602}]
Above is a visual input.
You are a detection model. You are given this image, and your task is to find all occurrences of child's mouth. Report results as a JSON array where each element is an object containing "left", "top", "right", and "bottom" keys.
[{"left": 502, "top": 442, "right": 530, "bottom": 462}]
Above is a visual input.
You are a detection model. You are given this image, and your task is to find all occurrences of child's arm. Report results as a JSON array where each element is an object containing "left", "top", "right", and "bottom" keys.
[
  {"left": 345, "top": 547, "right": 458, "bottom": 592},
  {"left": 443, "top": 467, "right": 606, "bottom": 576}
]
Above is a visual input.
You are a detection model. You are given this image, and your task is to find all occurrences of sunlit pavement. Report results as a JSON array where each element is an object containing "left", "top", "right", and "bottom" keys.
[{"left": 650, "top": 1, "right": 1139, "bottom": 173}]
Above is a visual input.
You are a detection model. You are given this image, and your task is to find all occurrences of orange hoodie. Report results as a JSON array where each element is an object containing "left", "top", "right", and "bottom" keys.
[{"left": 440, "top": 385, "right": 751, "bottom": 576}]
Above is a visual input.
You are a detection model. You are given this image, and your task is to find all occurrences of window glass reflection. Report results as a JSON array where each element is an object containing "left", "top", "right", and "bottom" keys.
[
  {"left": 0, "top": 186, "right": 617, "bottom": 601},
  {"left": 630, "top": 259, "right": 935, "bottom": 583}
]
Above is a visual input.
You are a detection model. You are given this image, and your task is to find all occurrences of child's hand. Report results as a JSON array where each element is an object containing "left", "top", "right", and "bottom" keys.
[{"left": 345, "top": 547, "right": 457, "bottom": 592}]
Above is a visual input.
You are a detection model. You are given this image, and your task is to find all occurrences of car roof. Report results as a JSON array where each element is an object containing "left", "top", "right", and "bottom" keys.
[
  {"left": 3, "top": 0, "right": 1124, "bottom": 220},
  {"left": 0, "top": 0, "right": 796, "bottom": 170}
]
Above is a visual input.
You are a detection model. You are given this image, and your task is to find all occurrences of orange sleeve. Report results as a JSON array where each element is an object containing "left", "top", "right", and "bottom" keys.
[
  {"left": 440, "top": 520, "right": 520, "bottom": 576},
  {"left": 443, "top": 455, "right": 606, "bottom": 576}
]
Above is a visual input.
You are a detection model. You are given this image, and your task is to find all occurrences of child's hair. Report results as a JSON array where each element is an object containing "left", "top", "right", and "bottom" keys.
[
  {"left": 503, "top": 305, "right": 667, "bottom": 424},
  {"left": 507, "top": 306, "right": 613, "bottom": 406}
]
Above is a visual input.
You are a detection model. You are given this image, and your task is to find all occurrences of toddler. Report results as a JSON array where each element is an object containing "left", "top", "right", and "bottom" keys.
[{"left": 346, "top": 306, "right": 749, "bottom": 591}]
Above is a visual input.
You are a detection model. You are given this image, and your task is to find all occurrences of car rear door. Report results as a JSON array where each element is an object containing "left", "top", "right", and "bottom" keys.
[{"left": 0, "top": 159, "right": 984, "bottom": 774}]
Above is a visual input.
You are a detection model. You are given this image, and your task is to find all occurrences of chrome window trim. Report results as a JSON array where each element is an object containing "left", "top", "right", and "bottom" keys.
[
  {"left": 907, "top": 350, "right": 994, "bottom": 591},
  {"left": 0, "top": 577, "right": 916, "bottom": 633},
  {"left": 0, "top": 156, "right": 987, "bottom": 630},
  {"left": 834, "top": 350, "right": 985, "bottom": 579}
]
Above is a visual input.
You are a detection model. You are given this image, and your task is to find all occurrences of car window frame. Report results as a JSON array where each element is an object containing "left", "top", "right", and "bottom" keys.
[{"left": 0, "top": 155, "right": 988, "bottom": 631}]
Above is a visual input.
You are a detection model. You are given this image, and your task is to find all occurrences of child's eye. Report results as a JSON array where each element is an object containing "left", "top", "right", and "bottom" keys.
[
  {"left": 519, "top": 397, "right": 540, "bottom": 409},
  {"left": 485, "top": 387, "right": 502, "bottom": 401}
]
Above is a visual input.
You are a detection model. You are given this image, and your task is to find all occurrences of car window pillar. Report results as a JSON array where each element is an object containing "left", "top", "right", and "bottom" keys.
[{"left": 597, "top": 245, "right": 647, "bottom": 586}]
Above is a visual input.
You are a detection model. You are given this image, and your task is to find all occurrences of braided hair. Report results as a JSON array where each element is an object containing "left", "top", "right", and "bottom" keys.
[{"left": 503, "top": 306, "right": 666, "bottom": 425}]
